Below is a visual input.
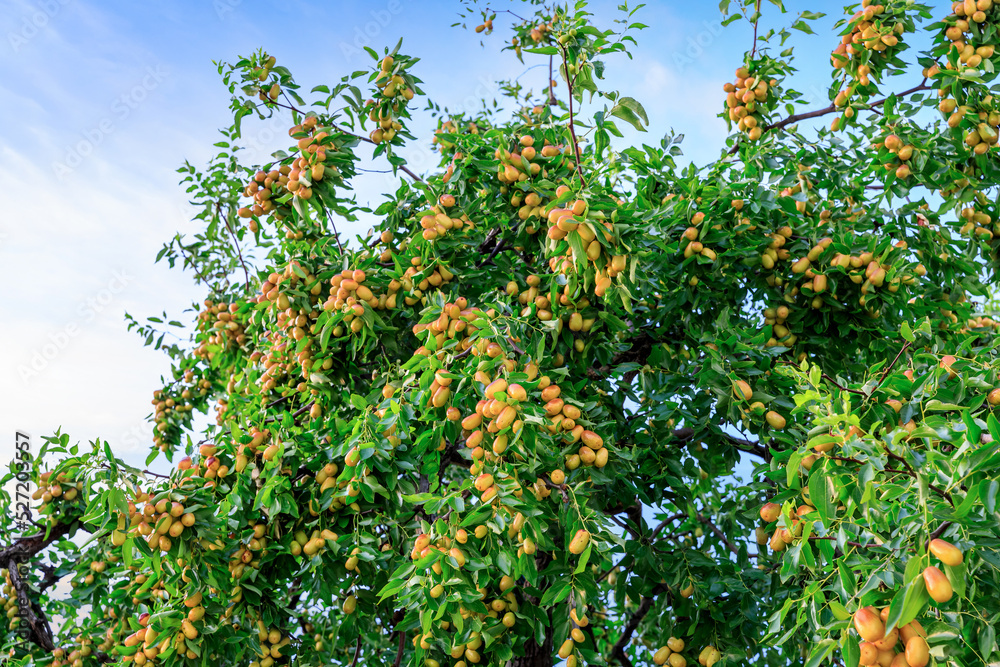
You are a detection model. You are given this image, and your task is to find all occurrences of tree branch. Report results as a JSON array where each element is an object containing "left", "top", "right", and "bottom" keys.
[
  {"left": 650, "top": 512, "right": 686, "bottom": 540},
  {"left": 0, "top": 522, "right": 75, "bottom": 570},
  {"left": 822, "top": 374, "right": 867, "bottom": 396},
  {"left": 392, "top": 630, "right": 406, "bottom": 667},
  {"left": 548, "top": 55, "right": 557, "bottom": 105},
  {"left": 697, "top": 514, "right": 740, "bottom": 556},
  {"left": 878, "top": 342, "right": 911, "bottom": 387},
  {"left": 728, "top": 81, "right": 930, "bottom": 154},
  {"left": 270, "top": 96, "right": 426, "bottom": 185},
  {"left": 216, "top": 202, "right": 251, "bottom": 291},
  {"left": 768, "top": 82, "right": 929, "bottom": 134},
  {"left": 37, "top": 564, "right": 63, "bottom": 593},
  {"left": 721, "top": 432, "right": 768, "bottom": 460},
  {"left": 348, "top": 635, "right": 362, "bottom": 667},
  {"left": 8, "top": 559, "right": 56, "bottom": 651},
  {"left": 557, "top": 45, "right": 586, "bottom": 186},
  {"left": 929, "top": 521, "right": 952, "bottom": 543},
  {"left": 609, "top": 582, "right": 671, "bottom": 666}
]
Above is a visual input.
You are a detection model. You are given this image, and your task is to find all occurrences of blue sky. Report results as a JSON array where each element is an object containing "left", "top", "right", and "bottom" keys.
[{"left": 0, "top": 0, "right": 940, "bottom": 473}]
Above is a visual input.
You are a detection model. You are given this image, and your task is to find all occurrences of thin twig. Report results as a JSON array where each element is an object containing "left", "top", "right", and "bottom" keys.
[
  {"left": 879, "top": 342, "right": 912, "bottom": 387},
  {"left": 650, "top": 512, "right": 686, "bottom": 540},
  {"left": 265, "top": 395, "right": 293, "bottom": 410},
  {"left": 216, "top": 202, "right": 251, "bottom": 291},
  {"left": 263, "top": 401, "right": 316, "bottom": 424},
  {"left": 485, "top": 6, "right": 528, "bottom": 22},
  {"left": 810, "top": 535, "right": 885, "bottom": 549},
  {"left": 392, "top": 630, "right": 406, "bottom": 667},
  {"left": 608, "top": 514, "right": 640, "bottom": 539},
  {"left": 597, "top": 554, "right": 628, "bottom": 582},
  {"left": 697, "top": 515, "right": 740, "bottom": 556},
  {"left": 557, "top": 45, "right": 586, "bottom": 186},
  {"left": 822, "top": 374, "right": 867, "bottom": 396},
  {"left": 349, "top": 635, "right": 362, "bottom": 667},
  {"left": 506, "top": 337, "right": 526, "bottom": 356},
  {"left": 320, "top": 206, "right": 346, "bottom": 255}
]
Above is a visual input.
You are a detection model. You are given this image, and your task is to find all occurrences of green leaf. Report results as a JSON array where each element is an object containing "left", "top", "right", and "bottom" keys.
[
  {"left": 884, "top": 573, "right": 930, "bottom": 634},
  {"left": 574, "top": 543, "right": 592, "bottom": 574},
  {"left": 841, "top": 630, "right": 860, "bottom": 667},
  {"left": 539, "top": 579, "right": 572, "bottom": 606},
  {"left": 900, "top": 321, "right": 914, "bottom": 342},
  {"left": 807, "top": 460, "right": 835, "bottom": 527},
  {"left": 988, "top": 413, "right": 1000, "bottom": 443},
  {"left": 981, "top": 479, "right": 998, "bottom": 514},
  {"left": 979, "top": 622, "right": 996, "bottom": 658},
  {"left": 955, "top": 484, "right": 980, "bottom": 518},
  {"left": 805, "top": 638, "right": 836, "bottom": 667},
  {"left": 609, "top": 97, "right": 648, "bottom": 132}
]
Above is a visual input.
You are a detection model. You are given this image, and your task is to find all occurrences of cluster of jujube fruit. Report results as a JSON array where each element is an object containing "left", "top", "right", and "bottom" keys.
[
  {"left": 366, "top": 54, "right": 416, "bottom": 144},
  {"left": 830, "top": 0, "right": 908, "bottom": 129},
  {"left": 723, "top": 66, "right": 777, "bottom": 141}
]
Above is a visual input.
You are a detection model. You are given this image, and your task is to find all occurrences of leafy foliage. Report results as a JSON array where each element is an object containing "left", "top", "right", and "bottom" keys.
[{"left": 4, "top": 1, "right": 1000, "bottom": 666}]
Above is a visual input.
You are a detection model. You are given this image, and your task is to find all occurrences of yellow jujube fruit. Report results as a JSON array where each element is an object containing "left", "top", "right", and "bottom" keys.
[
  {"left": 904, "top": 636, "right": 929, "bottom": 667},
  {"left": 759, "top": 502, "right": 781, "bottom": 522},
  {"left": 733, "top": 380, "right": 752, "bottom": 401},
  {"left": 858, "top": 641, "right": 877, "bottom": 666},
  {"left": 568, "top": 529, "right": 590, "bottom": 554},
  {"left": 180, "top": 620, "right": 199, "bottom": 640},
  {"left": 765, "top": 411, "right": 786, "bottom": 429},
  {"left": 922, "top": 565, "right": 952, "bottom": 603},
  {"left": 853, "top": 606, "right": 885, "bottom": 642},
  {"left": 928, "top": 538, "right": 963, "bottom": 566}
]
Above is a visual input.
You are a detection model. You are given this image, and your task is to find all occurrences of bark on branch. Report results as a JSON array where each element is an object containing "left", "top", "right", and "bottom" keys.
[
  {"left": 0, "top": 522, "right": 74, "bottom": 651},
  {"left": 609, "top": 582, "right": 672, "bottom": 666}
]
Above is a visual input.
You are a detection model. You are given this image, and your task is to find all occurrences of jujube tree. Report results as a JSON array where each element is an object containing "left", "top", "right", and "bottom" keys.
[{"left": 3, "top": 1, "right": 1000, "bottom": 666}]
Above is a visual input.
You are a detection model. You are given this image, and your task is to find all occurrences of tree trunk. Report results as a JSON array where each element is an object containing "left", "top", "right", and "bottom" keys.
[
  {"left": 507, "top": 552, "right": 554, "bottom": 667},
  {"left": 507, "top": 630, "right": 553, "bottom": 667}
]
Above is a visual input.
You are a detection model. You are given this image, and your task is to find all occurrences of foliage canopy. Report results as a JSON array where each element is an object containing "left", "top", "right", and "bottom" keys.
[{"left": 4, "top": 1, "right": 1000, "bottom": 666}]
